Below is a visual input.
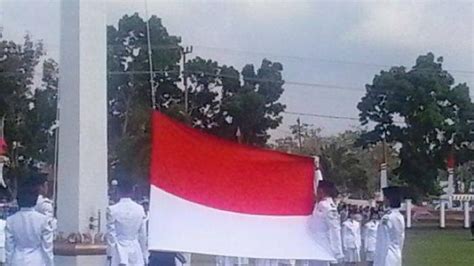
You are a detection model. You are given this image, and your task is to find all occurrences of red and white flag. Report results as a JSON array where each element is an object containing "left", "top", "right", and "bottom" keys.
[{"left": 149, "top": 111, "right": 333, "bottom": 260}]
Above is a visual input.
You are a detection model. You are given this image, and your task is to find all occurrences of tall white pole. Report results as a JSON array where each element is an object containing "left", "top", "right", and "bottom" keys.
[
  {"left": 440, "top": 201, "right": 446, "bottom": 229},
  {"left": 447, "top": 168, "right": 454, "bottom": 209},
  {"left": 56, "top": 0, "right": 108, "bottom": 265},
  {"left": 379, "top": 163, "right": 388, "bottom": 201},
  {"left": 464, "top": 200, "right": 470, "bottom": 229},
  {"left": 406, "top": 199, "right": 412, "bottom": 229}
]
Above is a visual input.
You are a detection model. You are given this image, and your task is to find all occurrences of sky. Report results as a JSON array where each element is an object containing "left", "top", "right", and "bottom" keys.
[{"left": 1, "top": 0, "right": 473, "bottom": 138}]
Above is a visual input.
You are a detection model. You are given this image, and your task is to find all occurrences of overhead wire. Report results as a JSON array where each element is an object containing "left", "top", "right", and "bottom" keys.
[
  {"left": 193, "top": 45, "right": 474, "bottom": 76},
  {"left": 105, "top": 69, "right": 365, "bottom": 93},
  {"left": 104, "top": 43, "right": 474, "bottom": 75},
  {"left": 283, "top": 111, "right": 405, "bottom": 125}
]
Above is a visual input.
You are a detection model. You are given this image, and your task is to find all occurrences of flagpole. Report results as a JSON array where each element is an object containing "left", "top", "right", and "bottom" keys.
[
  {"left": 144, "top": 0, "right": 157, "bottom": 110},
  {"left": 52, "top": 97, "right": 60, "bottom": 216}
]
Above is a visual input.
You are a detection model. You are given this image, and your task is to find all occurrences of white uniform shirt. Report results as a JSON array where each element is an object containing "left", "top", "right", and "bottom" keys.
[
  {"left": 106, "top": 198, "right": 148, "bottom": 266},
  {"left": 35, "top": 195, "right": 54, "bottom": 218},
  {"left": 342, "top": 219, "right": 361, "bottom": 250},
  {"left": 374, "top": 209, "right": 405, "bottom": 266},
  {"left": 0, "top": 219, "right": 6, "bottom": 247},
  {"left": 364, "top": 220, "right": 379, "bottom": 252},
  {"left": 5, "top": 208, "right": 54, "bottom": 266},
  {"left": 0, "top": 218, "right": 6, "bottom": 263},
  {"left": 310, "top": 197, "right": 344, "bottom": 261}
]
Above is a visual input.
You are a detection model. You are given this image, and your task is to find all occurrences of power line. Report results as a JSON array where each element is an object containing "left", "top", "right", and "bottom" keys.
[
  {"left": 284, "top": 111, "right": 361, "bottom": 121},
  {"left": 105, "top": 69, "right": 365, "bottom": 92},
  {"left": 283, "top": 111, "right": 405, "bottom": 125},
  {"left": 1, "top": 69, "right": 365, "bottom": 93},
  {"left": 194, "top": 45, "right": 474, "bottom": 75},
  {"left": 26, "top": 42, "right": 474, "bottom": 75}
]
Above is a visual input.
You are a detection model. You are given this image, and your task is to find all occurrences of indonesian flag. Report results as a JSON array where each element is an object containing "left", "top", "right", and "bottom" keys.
[{"left": 149, "top": 111, "right": 333, "bottom": 261}]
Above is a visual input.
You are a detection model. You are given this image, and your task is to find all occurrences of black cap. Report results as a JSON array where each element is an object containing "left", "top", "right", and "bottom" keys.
[
  {"left": 383, "top": 186, "right": 402, "bottom": 208},
  {"left": 317, "top": 180, "right": 338, "bottom": 198},
  {"left": 383, "top": 186, "right": 401, "bottom": 199},
  {"left": 23, "top": 172, "right": 48, "bottom": 188}
]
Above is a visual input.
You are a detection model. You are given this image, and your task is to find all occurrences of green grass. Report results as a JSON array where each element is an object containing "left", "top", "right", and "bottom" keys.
[
  {"left": 403, "top": 228, "right": 474, "bottom": 266},
  {"left": 191, "top": 228, "right": 474, "bottom": 265}
]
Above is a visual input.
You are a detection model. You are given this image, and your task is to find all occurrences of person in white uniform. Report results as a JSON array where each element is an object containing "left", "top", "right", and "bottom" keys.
[
  {"left": 5, "top": 185, "right": 54, "bottom": 266},
  {"left": 309, "top": 180, "right": 344, "bottom": 266},
  {"left": 30, "top": 173, "right": 54, "bottom": 218},
  {"left": 374, "top": 186, "right": 405, "bottom": 266},
  {"left": 107, "top": 178, "right": 149, "bottom": 266},
  {"left": 342, "top": 210, "right": 361, "bottom": 265},
  {"left": 0, "top": 216, "right": 6, "bottom": 265},
  {"left": 364, "top": 212, "right": 380, "bottom": 266}
]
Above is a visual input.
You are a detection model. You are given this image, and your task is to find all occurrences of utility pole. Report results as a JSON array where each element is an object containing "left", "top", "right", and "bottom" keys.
[
  {"left": 297, "top": 117, "right": 302, "bottom": 152},
  {"left": 181, "top": 46, "right": 193, "bottom": 114}
]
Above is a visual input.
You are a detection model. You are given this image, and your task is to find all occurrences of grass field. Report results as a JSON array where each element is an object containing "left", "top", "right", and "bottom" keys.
[
  {"left": 403, "top": 228, "right": 473, "bottom": 266},
  {"left": 191, "top": 228, "right": 474, "bottom": 265}
]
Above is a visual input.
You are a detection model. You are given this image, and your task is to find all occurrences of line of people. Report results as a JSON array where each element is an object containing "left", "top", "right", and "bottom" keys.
[
  {"left": 313, "top": 181, "right": 405, "bottom": 266},
  {"left": 1, "top": 171, "right": 184, "bottom": 266},
  {"left": 2, "top": 173, "right": 404, "bottom": 266},
  {"left": 213, "top": 181, "right": 405, "bottom": 266}
]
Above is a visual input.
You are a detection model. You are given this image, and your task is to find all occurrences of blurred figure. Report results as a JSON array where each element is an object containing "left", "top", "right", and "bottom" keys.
[
  {"left": 309, "top": 180, "right": 343, "bottom": 266},
  {"left": 254, "top": 258, "right": 279, "bottom": 266},
  {"left": 342, "top": 210, "right": 361, "bottom": 265},
  {"left": 0, "top": 215, "right": 5, "bottom": 266},
  {"left": 216, "top": 256, "right": 249, "bottom": 266},
  {"left": 26, "top": 173, "right": 54, "bottom": 218},
  {"left": 362, "top": 206, "right": 371, "bottom": 223},
  {"left": 339, "top": 204, "right": 348, "bottom": 223},
  {"left": 5, "top": 185, "right": 54, "bottom": 266},
  {"left": 106, "top": 178, "right": 148, "bottom": 266},
  {"left": 470, "top": 220, "right": 474, "bottom": 241},
  {"left": 374, "top": 186, "right": 405, "bottom": 266},
  {"left": 364, "top": 212, "right": 380, "bottom": 266},
  {"left": 149, "top": 252, "right": 187, "bottom": 266}
]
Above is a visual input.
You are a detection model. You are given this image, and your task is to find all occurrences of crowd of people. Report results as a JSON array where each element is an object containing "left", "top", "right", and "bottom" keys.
[
  {"left": 0, "top": 172, "right": 405, "bottom": 266},
  {"left": 215, "top": 182, "right": 405, "bottom": 266},
  {"left": 336, "top": 203, "right": 385, "bottom": 265}
]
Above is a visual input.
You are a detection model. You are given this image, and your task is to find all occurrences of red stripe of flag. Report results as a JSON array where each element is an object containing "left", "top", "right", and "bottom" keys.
[{"left": 150, "top": 112, "right": 315, "bottom": 216}]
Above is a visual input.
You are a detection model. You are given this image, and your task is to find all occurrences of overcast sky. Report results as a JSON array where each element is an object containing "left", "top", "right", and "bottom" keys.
[{"left": 1, "top": 0, "right": 473, "bottom": 138}]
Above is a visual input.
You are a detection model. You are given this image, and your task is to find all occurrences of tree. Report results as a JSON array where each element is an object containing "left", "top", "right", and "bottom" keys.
[
  {"left": 215, "top": 59, "right": 286, "bottom": 145},
  {"left": 0, "top": 34, "right": 58, "bottom": 197},
  {"left": 357, "top": 53, "right": 474, "bottom": 197},
  {"left": 185, "top": 57, "right": 221, "bottom": 130},
  {"left": 107, "top": 14, "right": 287, "bottom": 182},
  {"left": 273, "top": 125, "right": 391, "bottom": 199},
  {"left": 107, "top": 13, "right": 182, "bottom": 182},
  {"left": 24, "top": 59, "right": 59, "bottom": 165}
]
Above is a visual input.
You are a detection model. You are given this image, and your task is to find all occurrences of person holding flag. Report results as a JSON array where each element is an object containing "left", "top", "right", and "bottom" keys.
[
  {"left": 309, "top": 180, "right": 344, "bottom": 266},
  {"left": 106, "top": 177, "right": 149, "bottom": 266},
  {"left": 374, "top": 186, "right": 405, "bottom": 266}
]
